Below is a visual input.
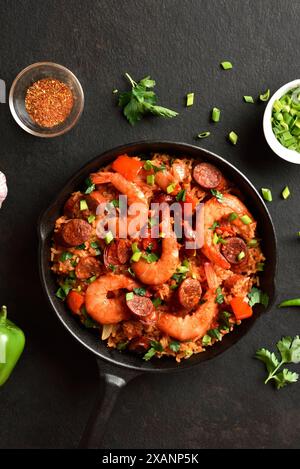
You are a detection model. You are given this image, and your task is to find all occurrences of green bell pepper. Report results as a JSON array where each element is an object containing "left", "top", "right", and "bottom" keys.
[{"left": 0, "top": 305, "right": 25, "bottom": 386}]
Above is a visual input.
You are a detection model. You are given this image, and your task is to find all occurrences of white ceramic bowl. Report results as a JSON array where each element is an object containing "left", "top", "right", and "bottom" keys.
[{"left": 263, "top": 79, "right": 300, "bottom": 164}]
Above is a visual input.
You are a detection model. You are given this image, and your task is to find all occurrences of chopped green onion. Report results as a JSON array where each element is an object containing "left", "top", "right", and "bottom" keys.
[
  {"left": 143, "top": 160, "right": 153, "bottom": 171},
  {"left": 209, "top": 221, "right": 219, "bottom": 230},
  {"left": 88, "top": 215, "right": 96, "bottom": 224},
  {"left": 208, "top": 328, "right": 222, "bottom": 340},
  {"left": 182, "top": 259, "right": 189, "bottom": 268},
  {"left": 211, "top": 189, "right": 223, "bottom": 202},
  {"left": 213, "top": 232, "right": 219, "bottom": 244},
  {"left": 259, "top": 89, "right": 270, "bottom": 102},
  {"left": 167, "top": 183, "right": 176, "bottom": 194},
  {"left": 177, "top": 265, "right": 189, "bottom": 274},
  {"left": 126, "top": 292, "right": 134, "bottom": 301},
  {"left": 228, "top": 212, "right": 238, "bottom": 221},
  {"left": 261, "top": 188, "right": 273, "bottom": 202},
  {"left": 228, "top": 131, "right": 238, "bottom": 145},
  {"left": 237, "top": 251, "right": 245, "bottom": 261},
  {"left": 169, "top": 341, "right": 181, "bottom": 352},
  {"left": 257, "top": 262, "right": 265, "bottom": 271},
  {"left": 128, "top": 267, "right": 135, "bottom": 277},
  {"left": 240, "top": 215, "right": 252, "bottom": 225},
  {"left": 282, "top": 186, "right": 290, "bottom": 199},
  {"left": 197, "top": 131, "right": 211, "bottom": 139},
  {"left": 220, "top": 61, "right": 233, "bottom": 70},
  {"left": 176, "top": 189, "right": 186, "bottom": 202},
  {"left": 88, "top": 276, "right": 97, "bottom": 283},
  {"left": 76, "top": 243, "right": 86, "bottom": 250},
  {"left": 186, "top": 92, "right": 194, "bottom": 107},
  {"left": 104, "top": 231, "right": 114, "bottom": 245},
  {"left": 85, "top": 178, "right": 95, "bottom": 194},
  {"left": 248, "top": 239, "right": 258, "bottom": 247},
  {"left": 211, "top": 107, "right": 221, "bottom": 122},
  {"left": 147, "top": 174, "right": 155, "bottom": 185},
  {"left": 131, "top": 242, "right": 140, "bottom": 253},
  {"left": 60, "top": 251, "right": 73, "bottom": 262},
  {"left": 111, "top": 199, "right": 119, "bottom": 208},
  {"left": 142, "top": 252, "right": 159, "bottom": 263},
  {"left": 243, "top": 96, "right": 254, "bottom": 103},
  {"left": 80, "top": 200, "right": 88, "bottom": 211},
  {"left": 131, "top": 251, "right": 142, "bottom": 262},
  {"left": 202, "top": 334, "right": 212, "bottom": 347},
  {"left": 152, "top": 297, "right": 162, "bottom": 308}
]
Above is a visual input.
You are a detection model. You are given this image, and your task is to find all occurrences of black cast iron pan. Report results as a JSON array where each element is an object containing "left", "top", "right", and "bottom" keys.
[{"left": 38, "top": 141, "right": 277, "bottom": 448}]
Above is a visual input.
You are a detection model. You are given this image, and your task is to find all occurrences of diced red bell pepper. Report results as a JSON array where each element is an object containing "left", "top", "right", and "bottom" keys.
[
  {"left": 112, "top": 154, "right": 143, "bottom": 181},
  {"left": 66, "top": 291, "right": 85, "bottom": 316},
  {"left": 230, "top": 297, "right": 253, "bottom": 320}
]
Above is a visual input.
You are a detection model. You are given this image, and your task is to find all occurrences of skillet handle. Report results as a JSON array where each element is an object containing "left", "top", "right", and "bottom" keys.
[{"left": 79, "top": 361, "right": 141, "bottom": 448}]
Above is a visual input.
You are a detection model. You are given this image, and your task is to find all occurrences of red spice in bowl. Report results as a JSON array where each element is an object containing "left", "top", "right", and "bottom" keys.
[{"left": 25, "top": 78, "right": 74, "bottom": 128}]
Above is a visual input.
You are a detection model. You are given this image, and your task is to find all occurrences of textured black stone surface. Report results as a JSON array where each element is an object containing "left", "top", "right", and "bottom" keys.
[{"left": 1, "top": 0, "right": 300, "bottom": 449}]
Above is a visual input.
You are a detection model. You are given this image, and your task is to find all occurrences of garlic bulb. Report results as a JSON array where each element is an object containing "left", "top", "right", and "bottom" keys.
[{"left": 0, "top": 171, "right": 8, "bottom": 208}]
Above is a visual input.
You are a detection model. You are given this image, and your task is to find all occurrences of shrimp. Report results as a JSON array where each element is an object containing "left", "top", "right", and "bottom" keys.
[
  {"left": 132, "top": 229, "right": 179, "bottom": 285},
  {"left": 154, "top": 159, "right": 188, "bottom": 192},
  {"left": 91, "top": 171, "right": 147, "bottom": 205},
  {"left": 91, "top": 171, "right": 148, "bottom": 237},
  {"left": 157, "top": 289, "right": 218, "bottom": 341},
  {"left": 85, "top": 274, "right": 139, "bottom": 324},
  {"left": 202, "top": 193, "right": 256, "bottom": 270}
]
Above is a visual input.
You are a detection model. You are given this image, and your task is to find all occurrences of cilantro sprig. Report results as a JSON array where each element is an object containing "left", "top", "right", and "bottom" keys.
[
  {"left": 143, "top": 340, "right": 163, "bottom": 361},
  {"left": 118, "top": 73, "right": 178, "bottom": 125},
  {"left": 255, "top": 336, "right": 300, "bottom": 389}
]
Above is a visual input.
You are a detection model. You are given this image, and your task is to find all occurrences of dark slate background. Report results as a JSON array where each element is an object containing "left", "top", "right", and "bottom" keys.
[{"left": 1, "top": 0, "right": 300, "bottom": 449}]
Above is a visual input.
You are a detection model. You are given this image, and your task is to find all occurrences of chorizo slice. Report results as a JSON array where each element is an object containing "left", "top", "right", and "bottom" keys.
[
  {"left": 104, "top": 239, "right": 130, "bottom": 269},
  {"left": 75, "top": 256, "right": 102, "bottom": 280},
  {"left": 178, "top": 278, "right": 202, "bottom": 310},
  {"left": 220, "top": 237, "right": 248, "bottom": 264},
  {"left": 60, "top": 219, "right": 92, "bottom": 247},
  {"left": 126, "top": 295, "right": 154, "bottom": 318},
  {"left": 193, "top": 162, "right": 223, "bottom": 189}
]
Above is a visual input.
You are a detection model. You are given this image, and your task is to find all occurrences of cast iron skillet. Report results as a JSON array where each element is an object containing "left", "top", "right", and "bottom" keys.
[{"left": 38, "top": 141, "right": 277, "bottom": 448}]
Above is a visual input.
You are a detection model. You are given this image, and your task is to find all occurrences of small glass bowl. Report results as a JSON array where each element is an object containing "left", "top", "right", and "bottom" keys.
[{"left": 9, "top": 62, "right": 84, "bottom": 138}]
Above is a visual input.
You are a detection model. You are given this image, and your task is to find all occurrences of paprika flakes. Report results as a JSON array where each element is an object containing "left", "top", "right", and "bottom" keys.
[{"left": 25, "top": 78, "right": 74, "bottom": 128}]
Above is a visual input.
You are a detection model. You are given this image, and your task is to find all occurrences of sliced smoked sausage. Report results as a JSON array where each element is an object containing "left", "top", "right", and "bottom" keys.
[
  {"left": 60, "top": 219, "right": 92, "bottom": 247},
  {"left": 75, "top": 256, "right": 102, "bottom": 279},
  {"left": 193, "top": 162, "right": 223, "bottom": 189},
  {"left": 221, "top": 237, "right": 248, "bottom": 264},
  {"left": 178, "top": 278, "right": 202, "bottom": 310},
  {"left": 103, "top": 239, "right": 131, "bottom": 269},
  {"left": 126, "top": 295, "right": 154, "bottom": 318}
]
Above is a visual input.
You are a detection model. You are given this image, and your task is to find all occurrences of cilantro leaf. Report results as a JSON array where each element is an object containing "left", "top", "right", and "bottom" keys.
[
  {"left": 118, "top": 73, "right": 178, "bottom": 125},
  {"left": 139, "top": 76, "right": 156, "bottom": 88},
  {"left": 273, "top": 369, "right": 299, "bottom": 389},
  {"left": 133, "top": 287, "right": 146, "bottom": 297},
  {"left": 169, "top": 341, "right": 180, "bottom": 352},
  {"left": 255, "top": 336, "right": 300, "bottom": 389},
  {"left": 277, "top": 336, "right": 300, "bottom": 364},
  {"left": 248, "top": 287, "right": 269, "bottom": 308},
  {"left": 255, "top": 348, "right": 279, "bottom": 374},
  {"left": 143, "top": 340, "right": 163, "bottom": 361}
]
